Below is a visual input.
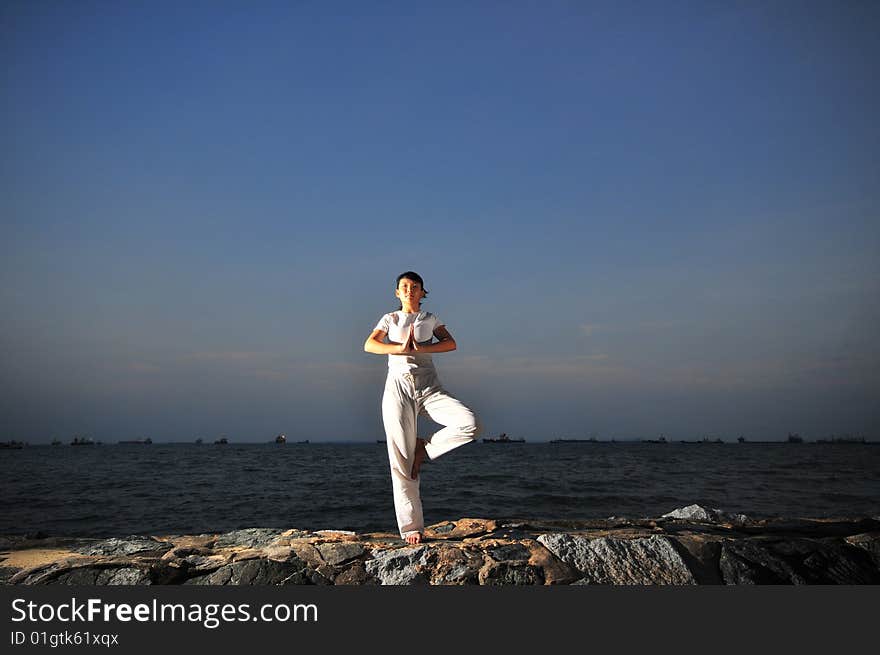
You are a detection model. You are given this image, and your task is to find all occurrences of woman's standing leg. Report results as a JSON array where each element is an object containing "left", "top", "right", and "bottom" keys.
[{"left": 382, "top": 374, "right": 424, "bottom": 538}]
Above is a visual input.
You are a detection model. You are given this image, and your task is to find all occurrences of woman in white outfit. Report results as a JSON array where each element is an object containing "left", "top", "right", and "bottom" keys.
[{"left": 364, "top": 271, "right": 482, "bottom": 545}]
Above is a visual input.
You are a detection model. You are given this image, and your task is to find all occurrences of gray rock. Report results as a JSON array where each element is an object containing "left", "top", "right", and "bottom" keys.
[
  {"left": 365, "top": 546, "right": 429, "bottom": 585},
  {"left": 719, "top": 539, "right": 805, "bottom": 584},
  {"left": 719, "top": 538, "right": 880, "bottom": 585},
  {"left": 184, "top": 557, "right": 311, "bottom": 585},
  {"left": 538, "top": 534, "right": 696, "bottom": 585},
  {"left": 334, "top": 562, "right": 374, "bottom": 585},
  {"left": 9, "top": 563, "right": 60, "bottom": 585},
  {"left": 0, "top": 566, "right": 20, "bottom": 584},
  {"left": 316, "top": 542, "right": 365, "bottom": 566},
  {"left": 74, "top": 537, "right": 171, "bottom": 557},
  {"left": 846, "top": 532, "right": 880, "bottom": 568},
  {"left": 421, "top": 545, "right": 484, "bottom": 585},
  {"left": 214, "top": 528, "right": 287, "bottom": 549},
  {"left": 437, "top": 562, "right": 476, "bottom": 584},
  {"left": 23, "top": 565, "right": 151, "bottom": 586},
  {"left": 166, "top": 546, "right": 213, "bottom": 559},
  {"left": 487, "top": 543, "right": 531, "bottom": 562},
  {"left": 106, "top": 567, "right": 152, "bottom": 585},
  {"left": 480, "top": 562, "right": 543, "bottom": 585},
  {"left": 670, "top": 536, "right": 724, "bottom": 585},
  {"left": 661, "top": 504, "right": 749, "bottom": 524},
  {"left": 178, "top": 555, "right": 228, "bottom": 573},
  {"left": 315, "top": 529, "right": 356, "bottom": 537}
]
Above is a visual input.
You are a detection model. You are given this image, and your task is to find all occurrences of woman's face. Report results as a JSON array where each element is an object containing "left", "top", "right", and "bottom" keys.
[{"left": 395, "top": 278, "right": 425, "bottom": 307}]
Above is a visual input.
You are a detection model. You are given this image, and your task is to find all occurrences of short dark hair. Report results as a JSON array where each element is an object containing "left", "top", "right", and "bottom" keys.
[{"left": 395, "top": 271, "right": 428, "bottom": 309}]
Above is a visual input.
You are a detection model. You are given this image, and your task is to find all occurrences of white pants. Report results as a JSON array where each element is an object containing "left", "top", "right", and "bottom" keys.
[{"left": 382, "top": 368, "right": 482, "bottom": 538}]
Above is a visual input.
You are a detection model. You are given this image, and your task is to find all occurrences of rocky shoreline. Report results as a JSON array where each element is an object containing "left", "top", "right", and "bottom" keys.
[{"left": 2, "top": 505, "right": 879, "bottom": 585}]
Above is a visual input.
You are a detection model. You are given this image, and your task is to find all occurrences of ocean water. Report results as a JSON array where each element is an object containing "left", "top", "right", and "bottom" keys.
[{"left": 2, "top": 442, "right": 879, "bottom": 537}]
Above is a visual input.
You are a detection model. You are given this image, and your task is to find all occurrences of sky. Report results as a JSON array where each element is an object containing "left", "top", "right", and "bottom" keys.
[{"left": 2, "top": 1, "right": 878, "bottom": 443}]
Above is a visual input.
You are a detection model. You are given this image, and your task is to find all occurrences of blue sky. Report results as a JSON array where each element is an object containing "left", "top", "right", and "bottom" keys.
[{"left": 2, "top": 1, "right": 878, "bottom": 442}]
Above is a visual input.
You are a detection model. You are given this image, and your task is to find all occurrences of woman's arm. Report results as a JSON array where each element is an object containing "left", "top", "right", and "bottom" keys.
[
  {"left": 364, "top": 329, "right": 411, "bottom": 355},
  {"left": 413, "top": 325, "right": 457, "bottom": 354},
  {"left": 364, "top": 325, "right": 457, "bottom": 355}
]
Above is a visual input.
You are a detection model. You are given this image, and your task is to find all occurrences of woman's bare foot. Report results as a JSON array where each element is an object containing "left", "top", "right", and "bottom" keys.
[
  {"left": 410, "top": 438, "right": 427, "bottom": 479},
  {"left": 405, "top": 532, "right": 423, "bottom": 545}
]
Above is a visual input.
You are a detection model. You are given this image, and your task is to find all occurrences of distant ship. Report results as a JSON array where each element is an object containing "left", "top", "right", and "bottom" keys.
[
  {"left": 119, "top": 437, "right": 152, "bottom": 445},
  {"left": 817, "top": 435, "right": 866, "bottom": 444},
  {"left": 70, "top": 436, "right": 95, "bottom": 446},
  {"left": 51, "top": 438, "right": 62, "bottom": 446},
  {"left": 0, "top": 440, "right": 26, "bottom": 449},
  {"left": 483, "top": 433, "right": 525, "bottom": 443},
  {"left": 680, "top": 437, "right": 724, "bottom": 444},
  {"left": 275, "top": 434, "right": 287, "bottom": 444},
  {"left": 376, "top": 439, "right": 386, "bottom": 444},
  {"left": 195, "top": 438, "right": 203, "bottom": 445},
  {"left": 642, "top": 435, "right": 667, "bottom": 444},
  {"left": 214, "top": 437, "right": 228, "bottom": 445}
]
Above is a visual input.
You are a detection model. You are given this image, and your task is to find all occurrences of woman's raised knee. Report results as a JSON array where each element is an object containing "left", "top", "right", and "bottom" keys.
[{"left": 466, "top": 414, "right": 483, "bottom": 440}]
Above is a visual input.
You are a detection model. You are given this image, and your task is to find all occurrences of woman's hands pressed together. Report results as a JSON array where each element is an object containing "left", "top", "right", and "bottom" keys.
[{"left": 396, "top": 324, "right": 420, "bottom": 354}]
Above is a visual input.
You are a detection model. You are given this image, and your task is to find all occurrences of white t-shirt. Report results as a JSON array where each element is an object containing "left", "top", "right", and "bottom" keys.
[{"left": 373, "top": 310, "right": 445, "bottom": 372}]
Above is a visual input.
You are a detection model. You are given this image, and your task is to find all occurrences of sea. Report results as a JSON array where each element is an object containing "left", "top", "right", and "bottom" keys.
[{"left": 2, "top": 441, "right": 879, "bottom": 537}]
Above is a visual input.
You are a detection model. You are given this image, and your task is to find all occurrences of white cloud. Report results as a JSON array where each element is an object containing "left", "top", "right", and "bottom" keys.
[{"left": 579, "top": 323, "right": 600, "bottom": 337}]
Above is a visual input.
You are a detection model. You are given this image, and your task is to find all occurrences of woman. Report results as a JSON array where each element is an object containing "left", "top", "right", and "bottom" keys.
[{"left": 364, "top": 271, "right": 482, "bottom": 544}]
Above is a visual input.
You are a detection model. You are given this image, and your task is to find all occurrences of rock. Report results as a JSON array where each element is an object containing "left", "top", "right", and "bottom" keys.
[
  {"left": 265, "top": 544, "right": 293, "bottom": 562},
  {"left": 719, "top": 539, "right": 804, "bottom": 584},
  {"left": 486, "top": 543, "right": 531, "bottom": 562},
  {"left": 107, "top": 567, "right": 152, "bottom": 585},
  {"left": 231, "top": 548, "right": 265, "bottom": 562},
  {"left": 661, "top": 504, "right": 749, "bottom": 525},
  {"left": 175, "top": 554, "right": 229, "bottom": 574},
  {"left": 314, "top": 530, "right": 358, "bottom": 541},
  {"left": 9, "top": 563, "right": 58, "bottom": 585},
  {"left": 538, "top": 534, "right": 696, "bottom": 585},
  {"left": 280, "top": 529, "right": 312, "bottom": 539},
  {"left": 719, "top": 538, "right": 880, "bottom": 585},
  {"left": 155, "top": 534, "right": 217, "bottom": 549},
  {"left": 214, "top": 529, "right": 287, "bottom": 549},
  {"left": 662, "top": 505, "right": 715, "bottom": 521},
  {"left": 161, "top": 546, "right": 214, "bottom": 561},
  {"left": 184, "top": 557, "right": 311, "bottom": 585},
  {"left": 479, "top": 561, "right": 543, "bottom": 585},
  {"left": 290, "top": 542, "right": 324, "bottom": 569},
  {"left": 0, "top": 566, "right": 20, "bottom": 584},
  {"left": 525, "top": 541, "right": 579, "bottom": 585},
  {"left": 334, "top": 561, "right": 372, "bottom": 585},
  {"left": 421, "top": 545, "right": 484, "bottom": 585},
  {"left": 74, "top": 537, "right": 171, "bottom": 557},
  {"left": 365, "top": 546, "right": 429, "bottom": 585},
  {"left": 4, "top": 515, "right": 879, "bottom": 585},
  {"left": 14, "top": 564, "right": 152, "bottom": 586},
  {"left": 425, "top": 518, "right": 497, "bottom": 540},
  {"left": 148, "top": 561, "right": 189, "bottom": 585},
  {"left": 669, "top": 536, "right": 724, "bottom": 585},
  {"left": 316, "top": 542, "right": 365, "bottom": 566},
  {"left": 428, "top": 522, "right": 456, "bottom": 534},
  {"left": 846, "top": 532, "right": 880, "bottom": 570}
]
